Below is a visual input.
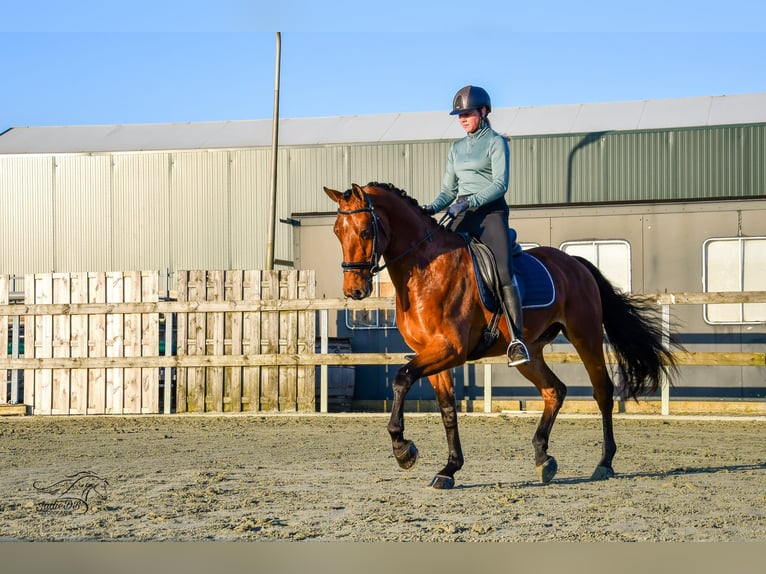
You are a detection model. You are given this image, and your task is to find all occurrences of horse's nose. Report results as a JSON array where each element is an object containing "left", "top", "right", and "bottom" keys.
[{"left": 349, "top": 288, "right": 366, "bottom": 300}]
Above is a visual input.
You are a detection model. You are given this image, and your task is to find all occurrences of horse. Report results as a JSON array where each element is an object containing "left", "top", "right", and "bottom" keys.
[{"left": 324, "top": 182, "right": 679, "bottom": 489}]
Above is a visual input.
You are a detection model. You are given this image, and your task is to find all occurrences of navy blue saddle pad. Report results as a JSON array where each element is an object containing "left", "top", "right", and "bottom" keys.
[
  {"left": 472, "top": 250, "right": 556, "bottom": 312},
  {"left": 514, "top": 251, "right": 556, "bottom": 309}
]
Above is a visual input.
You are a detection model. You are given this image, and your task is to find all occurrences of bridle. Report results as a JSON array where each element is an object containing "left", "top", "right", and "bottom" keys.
[
  {"left": 336, "top": 193, "right": 385, "bottom": 275},
  {"left": 336, "top": 191, "right": 441, "bottom": 277}
]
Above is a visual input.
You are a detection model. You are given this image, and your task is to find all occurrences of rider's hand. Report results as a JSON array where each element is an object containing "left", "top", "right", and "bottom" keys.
[
  {"left": 447, "top": 197, "right": 469, "bottom": 218},
  {"left": 422, "top": 204, "right": 436, "bottom": 215}
]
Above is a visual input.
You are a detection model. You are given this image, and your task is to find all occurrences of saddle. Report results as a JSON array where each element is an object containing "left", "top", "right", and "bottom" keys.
[{"left": 460, "top": 231, "right": 556, "bottom": 360}]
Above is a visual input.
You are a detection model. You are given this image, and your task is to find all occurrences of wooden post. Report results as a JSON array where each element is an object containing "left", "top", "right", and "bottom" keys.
[
  {"left": 483, "top": 364, "right": 492, "bottom": 413},
  {"left": 320, "top": 309, "right": 328, "bottom": 413},
  {"left": 141, "top": 271, "right": 160, "bottom": 414},
  {"left": 69, "top": 272, "right": 88, "bottom": 414},
  {"left": 661, "top": 304, "right": 670, "bottom": 416},
  {"left": 87, "top": 272, "right": 107, "bottom": 414},
  {"left": 242, "top": 269, "right": 262, "bottom": 411},
  {"left": 163, "top": 311, "right": 173, "bottom": 414},
  {"left": 225, "top": 270, "right": 244, "bottom": 412}
]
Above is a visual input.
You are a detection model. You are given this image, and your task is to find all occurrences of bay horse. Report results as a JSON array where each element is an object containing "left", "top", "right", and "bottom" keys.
[{"left": 325, "top": 182, "right": 679, "bottom": 489}]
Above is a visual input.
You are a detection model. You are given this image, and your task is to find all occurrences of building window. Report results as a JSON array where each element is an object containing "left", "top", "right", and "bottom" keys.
[
  {"left": 560, "top": 240, "right": 632, "bottom": 293},
  {"left": 703, "top": 237, "right": 766, "bottom": 324},
  {"left": 345, "top": 268, "right": 397, "bottom": 329}
]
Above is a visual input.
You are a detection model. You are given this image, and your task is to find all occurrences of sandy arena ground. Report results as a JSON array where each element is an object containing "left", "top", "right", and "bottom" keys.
[{"left": 1, "top": 412, "right": 764, "bottom": 542}]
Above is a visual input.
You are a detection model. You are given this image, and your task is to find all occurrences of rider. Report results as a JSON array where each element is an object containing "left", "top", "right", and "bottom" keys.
[{"left": 423, "top": 85, "right": 530, "bottom": 367}]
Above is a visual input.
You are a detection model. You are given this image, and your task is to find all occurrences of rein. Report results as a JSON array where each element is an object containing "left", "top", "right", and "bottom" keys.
[{"left": 337, "top": 194, "right": 451, "bottom": 276}]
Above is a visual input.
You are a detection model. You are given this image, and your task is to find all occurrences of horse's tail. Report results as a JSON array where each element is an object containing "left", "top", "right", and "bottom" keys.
[{"left": 573, "top": 256, "right": 680, "bottom": 400}]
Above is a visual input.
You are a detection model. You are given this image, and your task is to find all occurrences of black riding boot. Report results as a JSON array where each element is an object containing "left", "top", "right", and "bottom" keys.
[{"left": 501, "top": 282, "right": 530, "bottom": 367}]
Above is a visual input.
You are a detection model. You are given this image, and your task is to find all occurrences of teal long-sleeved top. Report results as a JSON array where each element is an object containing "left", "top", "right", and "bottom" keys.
[{"left": 429, "top": 123, "right": 510, "bottom": 213}]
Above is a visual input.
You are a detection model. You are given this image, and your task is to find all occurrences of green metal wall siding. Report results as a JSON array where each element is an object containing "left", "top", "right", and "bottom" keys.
[
  {"left": 675, "top": 126, "right": 742, "bottom": 200},
  {"left": 508, "top": 137, "right": 538, "bottom": 205},
  {"left": 510, "top": 123, "right": 765, "bottom": 205},
  {"left": 287, "top": 146, "right": 347, "bottom": 213},
  {"left": 744, "top": 125, "right": 765, "bottom": 196},
  {"left": 349, "top": 143, "right": 409, "bottom": 193},
  {"left": 606, "top": 131, "right": 674, "bottom": 202},
  {"left": 514, "top": 134, "right": 607, "bottom": 205},
  {"left": 408, "top": 141, "right": 450, "bottom": 203}
]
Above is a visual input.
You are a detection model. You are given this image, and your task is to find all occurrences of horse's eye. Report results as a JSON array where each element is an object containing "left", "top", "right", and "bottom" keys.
[{"left": 361, "top": 229, "right": 373, "bottom": 240}]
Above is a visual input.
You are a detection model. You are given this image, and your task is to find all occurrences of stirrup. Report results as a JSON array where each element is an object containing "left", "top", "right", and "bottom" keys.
[{"left": 506, "top": 339, "right": 530, "bottom": 367}]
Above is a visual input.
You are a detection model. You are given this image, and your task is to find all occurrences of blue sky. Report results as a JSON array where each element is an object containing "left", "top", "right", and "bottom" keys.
[{"left": 2, "top": 1, "right": 765, "bottom": 131}]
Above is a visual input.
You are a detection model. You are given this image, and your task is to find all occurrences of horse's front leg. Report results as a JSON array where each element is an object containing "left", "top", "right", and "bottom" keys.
[
  {"left": 427, "top": 370, "right": 463, "bottom": 490},
  {"left": 387, "top": 335, "right": 465, "bottom": 488},
  {"left": 387, "top": 364, "right": 420, "bottom": 470}
]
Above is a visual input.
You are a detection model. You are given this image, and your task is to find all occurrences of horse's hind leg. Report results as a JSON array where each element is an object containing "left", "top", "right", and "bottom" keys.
[
  {"left": 568, "top": 332, "right": 617, "bottom": 480},
  {"left": 517, "top": 356, "right": 567, "bottom": 484},
  {"left": 583, "top": 354, "right": 617, "bottom": 479},
  {"left": 427, "top": 370, "right": 464, "bottom": 489}
]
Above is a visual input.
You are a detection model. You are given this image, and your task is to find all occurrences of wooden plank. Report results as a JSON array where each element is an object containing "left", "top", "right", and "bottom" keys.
[
  {"left": 206, "top": 270, "right": 225, "bottom": 412},
  {"left": 163, "top": 311, "right": 173, "bottom": 414},
  {"left": 106, "top": 272, "right": 124, "bottom": 414},
  {"left": 175, "top": 271, "right": 188, "bottom": 413},
  {"left": 34, "top": 275, "right": 54, "bottom": 415},
  {"left": 186, "top": 270, "right": 206, "bottom": 412},
  {"left": 2, "top": 350, "right": 765, "bottom": 371},
  {"left": 224, "top": 270, "right": 244, "bottom": 412},
  {"left": 141, "top": 271, "right": 160, "bottom": 414},
  {"left": 259, "top": 270, "right": 279, "bottom": 411},
  {"left": 0, "top": 404, "right": 27, "bottom": 416},
  {"left": 241, "top": 270, "right": 261, "bottom": 411},
  {"left": 69, "top": 272, "right": 89, "bottom": 414},
  {"left": 122, "top": 271, "right": 142, "bottom": 414},
  {"left": 23, "top": 277, "right": 36, "bottom": 409},
  {"left": 51, "top": 274, "right": 71, "bottom": 414},
  {"left": 3, "top": 291, "right": 766, "bottom": 317},
  {"left": 52, "top": 275, "right": 72, "bottom": 414},
  {"left": 278, "top": 271, "right": 298, "bottom": 411},
  {"left": 653, "top": 291, "right": 766, "bottom": 305},
  {"left": 297, "top": 269, "right": 316, "bottom": 411},
  {"left": 87, "top": 272, "right": 107, "bottom": 414}
]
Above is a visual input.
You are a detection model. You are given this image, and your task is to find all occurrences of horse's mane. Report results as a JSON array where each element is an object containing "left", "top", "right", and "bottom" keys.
[{"left": 345, "top": 182, "right": 428, "bottom": 214}]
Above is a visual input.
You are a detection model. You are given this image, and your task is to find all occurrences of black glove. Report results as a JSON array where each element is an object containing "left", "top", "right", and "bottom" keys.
[
  {"left": 447, "top": 197, "right": 470, "bottom": 218},
  {"left": 422, "top": 204, "right": 435, "bottom": 215}
]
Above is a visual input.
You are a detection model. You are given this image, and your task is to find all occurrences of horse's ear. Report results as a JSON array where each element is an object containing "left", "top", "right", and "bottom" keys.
[
  {"left": 324, "top": 186, "right": 342, "bottom": 203},
  {"left": 350, "top": 183, "right": 365, "bottom": 201}
]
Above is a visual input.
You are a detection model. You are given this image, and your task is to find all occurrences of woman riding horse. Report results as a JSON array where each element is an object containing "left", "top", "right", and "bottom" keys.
[{"left": 424, "top": 85, "right": 529, "bottom": 367}]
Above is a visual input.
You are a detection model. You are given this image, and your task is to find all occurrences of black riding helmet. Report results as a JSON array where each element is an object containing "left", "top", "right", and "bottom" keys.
[{"left": 450, "top": 85, "right": 492, "bottom": 115}]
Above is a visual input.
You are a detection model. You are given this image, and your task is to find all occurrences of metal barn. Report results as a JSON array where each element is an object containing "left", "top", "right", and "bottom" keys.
[{"left": 1, "top": 93, "right": 765, "bottom": 405}]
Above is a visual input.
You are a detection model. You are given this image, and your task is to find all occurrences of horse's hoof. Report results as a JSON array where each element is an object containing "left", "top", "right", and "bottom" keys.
[
  {"left": 427, "top": 474, "right": 455, "bottom": 490},
  {"left": 536, "top": 457, "right": 558, "bottom": 484},
  {"left": 394, "top": 440, "right": 419, "bottom": 470},
  {"left": 591, "top": 465, "right": 615, "bottom": 480}
]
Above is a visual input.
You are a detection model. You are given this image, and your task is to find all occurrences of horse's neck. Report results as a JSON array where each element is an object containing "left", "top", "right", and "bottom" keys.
[{"left": 375, "top": 199, "right": 464, "bottom": 286}]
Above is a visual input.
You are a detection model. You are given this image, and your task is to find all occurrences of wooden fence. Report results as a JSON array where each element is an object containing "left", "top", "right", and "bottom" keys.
[
  {"left": 1, "top": 271, "right": 764, "bottom": 416},
  {"left": 0, "top": 270, "right": 316, "bottom": 415}
]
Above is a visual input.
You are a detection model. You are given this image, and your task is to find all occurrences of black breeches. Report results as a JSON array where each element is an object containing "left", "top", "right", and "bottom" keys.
[{"left": 449, "top": 199, "right": 513, "bottom": 286}]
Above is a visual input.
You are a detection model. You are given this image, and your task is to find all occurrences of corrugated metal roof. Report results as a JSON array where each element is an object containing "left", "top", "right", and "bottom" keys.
[{"left": 1, "top": 93, "right": 765, "bottom": 154}]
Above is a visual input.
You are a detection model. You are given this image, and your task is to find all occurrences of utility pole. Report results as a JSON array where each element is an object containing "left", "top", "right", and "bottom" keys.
[{"left": 265, "top": 32, "right": 281, "bottom": 270}]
